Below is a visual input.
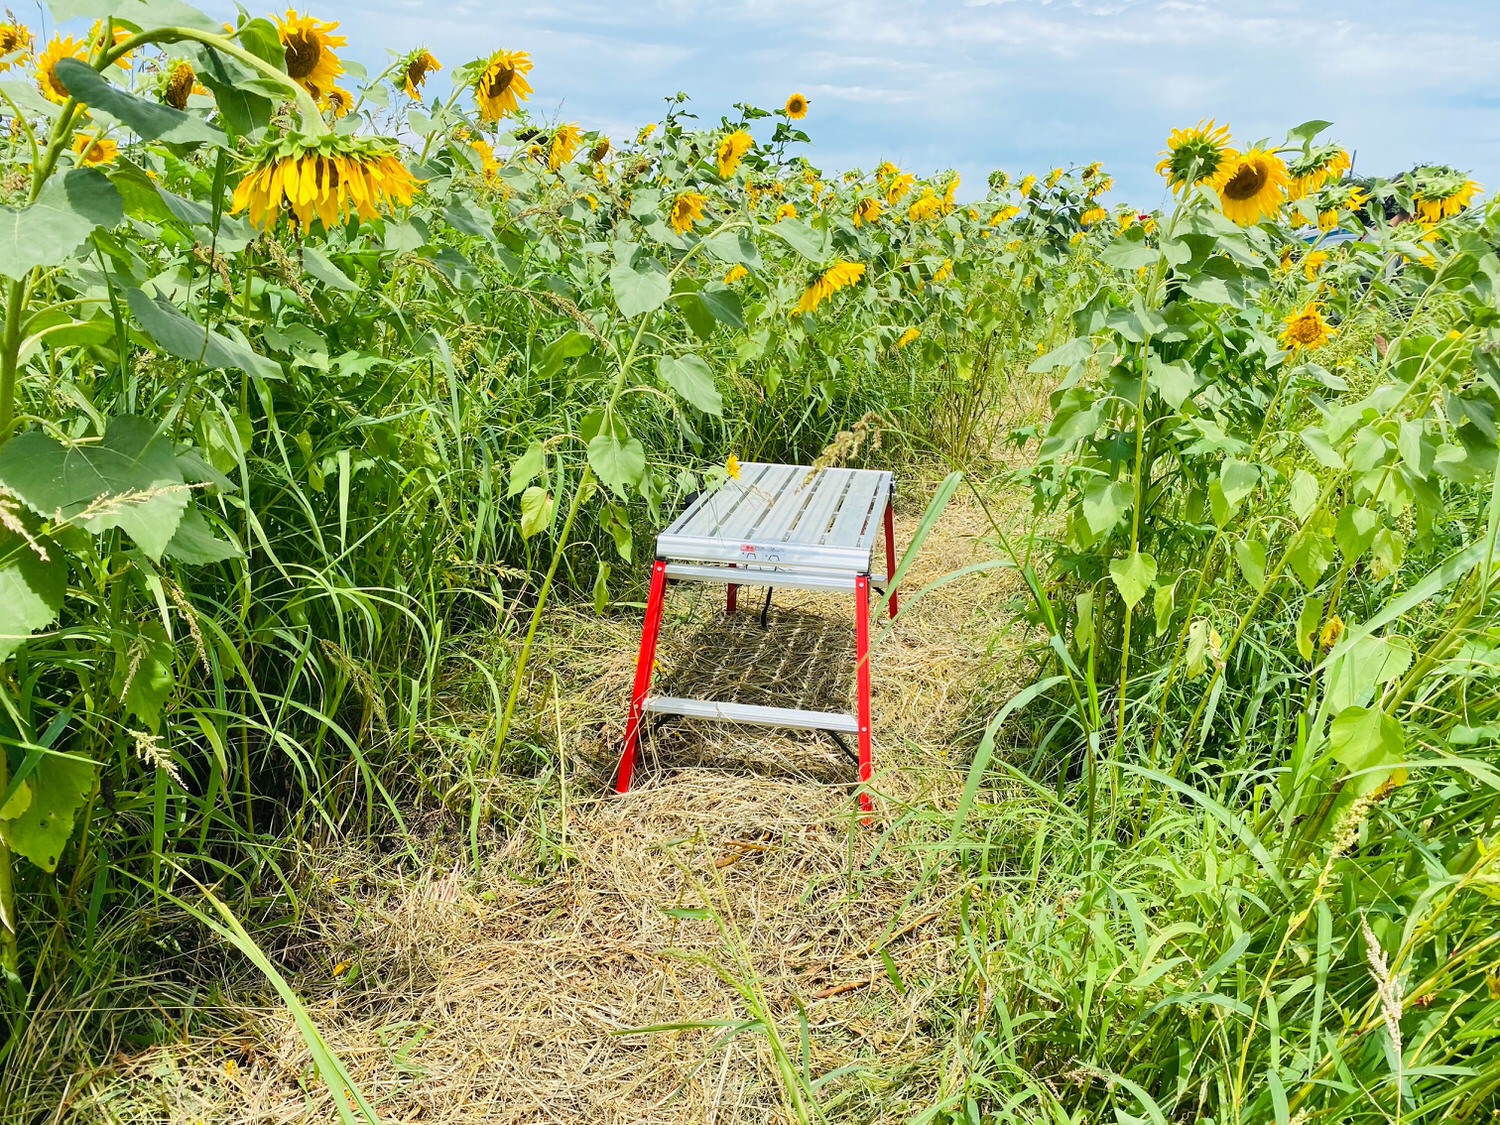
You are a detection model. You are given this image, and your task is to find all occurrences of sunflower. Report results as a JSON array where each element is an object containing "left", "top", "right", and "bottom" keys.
[
  {"left": 1017, "top": 174, "right": 1036, "bottom": 197},
  {"left": 724, "top": 265, "right": 749, "bottom": 284},
  {"left": 796, "top": 260, "right": 864, "bottom": 314},
  {"left": 88, "top": 21, "right": 133, "bottom": 69},
  {"left": 161, "top": 59, "right": 207, "bottom": 109},
  {"left": 275, "top": 11, "right": 345, "bottom": 97},
  {"left": 990, "top": 170, "right": 1011, "bottom": 192},
  {"left": 1116, "top": 211, "right": 1136, "bottom": 230},
  {"left": 1069, "top": 231, "right": 1085, "bottom": 246},
  {"left": 885, "top": 172, "right": 915, "bottom": 205},
  {"left": 931, "top": 258, "right": 953, "bottom": 283},
  {"left": 784, "top": 92, "right": 808, "bottom": 119},
  {"left": 908, "top": 191, "right": 942, "bottom": 221},
  {"left": 941, "top": 175, "right": 960, "bottom": 212},
  {"left": 475, "top": 49, "right": 533, "bottom": 122},
  {"left": 1088, "top": 177, "right": 1113, "bottom": 197},
  {"left": 37, "top": 36, "right": 88, "bottom": 103},
  {"left": 589, "top": 136, "right": 611, "bottom": 163},
  {"left": 989, "top": 205, "right": 1019, "bottom": 226},
  {"left": 896, "top": 328, "right": 920, "bottom": 349},
  {"left": 72, "top": 133, "right": 118, "bottom": 166},
  {"left": 852, "top": 197, "right": 883, "bottom": 227},
  {"left": 1080, "top": 206, "right": 1106, "bottom": 226},
  {"left": 1082, "top": 161, "right": 1103, "bottom": 180},
  {"left": 725, "top": 454, "right": 741, "bottom": 480},
  {"left": 1318, "top": 614, "right": 1345, "bottom": 651},
  {"left": 232, "top": 132, "right": 420, "bottom": 231},
  {"left": 1303, "top": 250, "right": 1329, "bottom": 281},
  {"left": 876, "top": 161, "right": 899, "bottom": 179},
  {"left": 0, "top": 23, "right": 32, "bottom": 72},
  {"left": 1408, "top": 165, "right": 1482, "bottom": 224},
  {"left": 716, "top": 129, "right": 752, "bottom": 178},
  {"left": 1217, "top": 148, "right": 1288, "bottom": 226},
  {"left": 471, "top": 139, "right": 500, "bottom": 179},
  {"left": 1312, "top": 182, "right": 1369, "bottom": 231},
  {"left": 1279, "top": 302, "right": 1334, "bottom": 352},
  {"left": 775, "top": 202, "right": 797, "bottom": 221},
  {"left": 1045, "top": 167, "right": 1063, "bottom": 188},
  {"left": 669, "top": 190, "right": 707, "bottom": 234},
  {"left": 1286, "top": 144, "right": 1350, "bottom": 200},
  {"left": 548, "top": 123, "right": 582, "bottom": 171},
  {"left": 322, "top": 86, "right": 353, "bottom": 118},
  {"left": 400, "top": 47, "right": 440, "bottom": 97},
  {"left": 636, "top": 122, "right": 656, "bottom": 143},
  {"left": 1156, "top": 119, "right": 1235, "bottom": 194}
]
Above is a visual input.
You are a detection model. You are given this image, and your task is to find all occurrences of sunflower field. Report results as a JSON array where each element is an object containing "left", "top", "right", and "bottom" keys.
[{"left": 0, "top": 2, "right": 1497, "bottom": 1123}]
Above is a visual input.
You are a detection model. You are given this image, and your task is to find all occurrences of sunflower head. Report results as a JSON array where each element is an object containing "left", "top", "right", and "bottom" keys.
[
  {"left": 1406, "top": 164, "right": 1482, "bottom": 224},
  {"left": 885, "top": 172, "right": 915, "bottom": 205},
  {"left": 231, "top": 132, "right": 421, "bottom": 231},
  {"left": 852, "top": 197, "right": 883, "bottom": 227},
  {"left": 276, "top": 10, "right": 346, "bottom": 96},
  {"left": 589, "top": 136, "right": 611, "bottom": 163},
  {"left": 322, "top": 86, "right": 354, "bottom": 118},
  {"left": 474, "top": 48, "right": 533, "bottom": 122},
  {"left": 989, "top": 205, "right": 1019, "bottom": 226},
  {"left": 784, "top": 92, "right": 808, "bottom": 119},
  {"left": 36, "top": 36, "right": 87, "bottom": 103},
  {"left": 548, "top": 123, "right": 582, "bottom": 171},
  {"left": 0, "top": 23, "right": 32, "bottom": 72},
  {"left": 1279, "top": 301, "right": 1335, "bottom": 352},
  {"left": 470, "top": 138, "right": 500, "bottom": 179},
  {"left": 1080, "top": 206, "right": 1106, "bottom": 226},
  {"left": 1156, "top": 119, "right": 1235, "bottom": 194},
  {"left": 72, "top": 133, "right": 118, "bottom": 166},
  {"left": 1286, "top": 143, "right": 1350, "bottom": 200},
  {"left": 401, "top": 47, "right": 440, "bottom": 98},
  {"left": 908, "top": 191, "right": 942, "bottom": 222},
  {"left": 724, "top": 264, "right": 749, "bottom": 284},
  {"left": 669, "top": 191, "right": 707, "bottom": 235},
  {"left": 1045, "top": 167, "right": 1063, "bottom": 188},
  {"left": 716, "top": 129, "right": 752, "bottom": 179},
  {"left": 796, "top": 260, "right": 864, "bottom": 314},
  {"left": 896, "top": 327, "right": 919, "bottom": 349},
  {"left": 1217, "top": 148, "right": 1289, "bottom": 226},
  {"left": 931, "top": 258, "right": 953, "bottom": 284},
  {"left": 160, "top": 60, "right": 201, "bottom": 109},
  {"left": 775, "top": 202, "right": 797, "bottom": 221},
  {"left": 1303, "top": 250, "right": 1330, "bottom": 281},
  {"left": 1018, "top": 173, "right": 1037, "bottom": 197}
]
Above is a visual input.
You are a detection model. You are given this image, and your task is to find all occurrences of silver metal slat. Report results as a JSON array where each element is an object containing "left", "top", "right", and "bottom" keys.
[
  {"left": 663, "top": 562, "right": 857, "bottom": 592},
  {"left": 644, "top": 696, "right": 859, "bottom": 733},
  {"left": 747, "top": 469, "right": 828, "bottom": 546},
  {"left": 782, "top": 468, "right": 853, "bottom": 546},
  {"left": 825, "top": 472, "right": 889, "bottom": 551},
  {"left": 665, "top": 461, "right": 774, "bottom": 539},
  {"left": 733, "top": 464, "right": 805, "bottom": 540}
]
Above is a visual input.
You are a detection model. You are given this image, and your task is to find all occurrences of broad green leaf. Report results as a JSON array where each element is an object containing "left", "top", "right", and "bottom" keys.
[
  {"left": 1324, "top": 634, "right": 1413, "bottom": 714},
  {"left": 602, "top": 503, "right": 633, "bottom": 562},
  {"left": 127, "top": 288, "right": 281, "bottom": 381},
  {"left": 1334, "top": 504, "right": 1379, "bottom": 561},
  {"left": 609, "top": 255, "right": 671, "bottom": 318},
  {"left": 0, "top": 752, "right": 96, "bottom": 872},
  {"left": 162, "top": 505, "right": 243, "bottom": 564},
  {"left": 1370, "top": 527, "right": 1404, "bottom": 580},
  {"left": 46, "top": 0, "right": 219, "bottom": 31},
  {"left": 587, "top": 418, "right": 647, "bottom": 498},
  {"left": 1289, "top": 469, "right": 1320, "bottom": 522},
  {"left": 768, "top": 217, "right": 828, "bottom": 263},
  {"left": 1234, "top": 537, "right": 1267, "bottom": 589},
  {"left": 181, "top": 43, "right": 273, "bottom": 135},
  {"left": 702, "top": 229, "right": 760, "bottom": 269},
  {"left": 697, "top": 285, "right": 744, "bottom": 329},
  {"left": 1180, "top": 257, "right": 1246, "bottom": 307},
  {"left": 1081, "top": 478, "right": 1131, "bottom": 537},
  {"left": 507, "top": 441, "right": 545, "bottom": 498},
  {"left": 1220, "top": 459, "right": 1259, "bottom": 512},
  {"left": 443, "top": 196, "right": 494, "bottom": 239},
  {"left": 658, "top": 354, "right": 723, "bottom": 415},
  {"left": 1288, "top": 529, "right": 1335, "bottom": 590},
  {"left": 54, "top": 59, "right": 226, "bottom": 147},
  {"left": 0, "top": 415, "right": 187, "bottom": 560},
  {"left": 1109, "top": 551, "right": 1156, "bottom": 610},
  {"left": 538, "top": 331, "right": 592, "bottom": 379},
  {"left": 1299, "top": 427, "right": 1345, "bottom": 470},
  {"left": 302, "top": 247, "right": 359, "bottom": 292},
  {"left": 519, "top": 486, "right": 554, "bottom": 539},
  {"left": 1146, "top": 355, "right": 1195, "bottom": 409},
  {"left": 1288, "top": 119, "right": 1334, "bottom": 143},
  {"left": 1029, "top": 337, "right": 1093, "bottom": 373},
  {"left": 1296, "top": 596, "right": 1324, "bottom": 660},
  {"left": 112, "top": 621, "right": 175, "bottom": 731},
  {"left": 0, "top": 168, "right": 123, "bottom": 281},
  {"left": 592, "top": 560, "right": 611, "bottom": 614},
  {"left": 0, "top": 524, "right": 67, "bottom": 661},
  {"left": 1100, "top": 227, "right": 1158, "bottom": 270},
  {"left": 1328, "top": 705, "right": 1405, "bottom": 794}
]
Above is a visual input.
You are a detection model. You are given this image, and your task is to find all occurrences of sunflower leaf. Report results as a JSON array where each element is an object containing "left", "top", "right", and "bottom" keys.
[
  {"left": 609, "top": 253, "right": 671, "bottom": 319},
  {"left": 0, "top": 168, "right": 123, "bottom": 281},
  {"left": 45, "top": 0, "right": 219, "bottom": 32},
  {"left": 54, "top": 59, "right": 227, "bottom": 148}
]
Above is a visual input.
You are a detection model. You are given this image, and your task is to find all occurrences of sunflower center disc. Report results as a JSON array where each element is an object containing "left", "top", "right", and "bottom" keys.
[
  {"left": 284, "top": 33, "right": 321, "bottom": 80},
  {"left": 484, "top": 67, "right": 515, "bottom": 98},
  {"left": 1224, "top": 162, "right": 1267, "bottom": 201}
]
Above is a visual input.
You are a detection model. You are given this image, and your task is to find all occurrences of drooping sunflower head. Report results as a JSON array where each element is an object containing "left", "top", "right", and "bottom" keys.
[
  {"left": 1279, "top": 301, "right": 1335, "bottom": 352},
  {"left": 795, "top": 260, "right": 864, "bottom": 314},
  {"left": 896, "top": 327, "right": 920, "bottom": 349},
  {"left": 276, "top": 11, "right": 346, "bottom": 96},
  {"left": 400, "top": 47, "right": 440, "bottom": 98},
  {"left": 1018, "top": 173, "right": 1037, "bottom": 197},
  {"left": 1311, "top": 182, "right": 1369, "bottom": 231},
  {"left": 72, "top": 133, "right": 118, "bottom": 166},
  {"left": 784, "top": 92, "right": 809, "bottom": 119},
  {"left": 1407, "top": 164, "right": 1483, "bottom": 224},
  {"left": 589, "top": 136, "right": 611, "bottom": 163},
  {"left": 470, "top": 138, "right": 500, "bottom": 179},
  {"left": 231, "top": 132, "right": 421, "bottom": 231},
  {"left": 716, "top": 129, "right": 753, "bottom": 179},
  {"left": 1045, "top": 167, "right": 1063, "bottom": 188},
  {"left": 548, "top": 123, "right": 583, "bottom": 171},
  {"left": 775, "top": 201, "right": 797, "bottom": 221},
  {"left": 853, "top": 196, "right": 883, "bottom": 227},
  {"left": 1303, "top": 250, "right": 1330, "bottom": 280},
  {"left": 474, "top": 49, "right": 533, "bottom": 122},
  {"left": 0, "top": 23, "right": 32, "bottom": 71},
  {"left": 322, "top": 86, "right": 353, "bottom": 118},
  {"left": 876, "top": 160, "right": 899, "bottom": 179},
  {"left": 1156, "top": 119, "right": 1235, "bottom": 194},
  {"left": 1088, "top": 176, "right": 1113, "bottom": 197},
  {"left": 1286, "top": 143, "right": 1350, "bottom": 200},
  {"left": 1217, "top": 148, "right": 1289, "bottom": 226},
  {"left": 990, "top": 204, "right": 1019, "bottom": 226},
  {"left": 931, "top": 258, "right": 953, "bottom": 284},
  {"left": 160, "top": 59, "right": 202, "bottom": 109},
  {"left": 724, "top": 264, "right": 749, "bottom": 284},
  {"left": 1080, "top": 206, "right": 1106, "bottom": 226},
  {"left": 37, "top": 36, "right": 88, "bottom": 103},
  {"left": 908, "top": 191, "right": 942, "bottom": 222},
  {"left": 1082, "top": 161, "right": 1103, "bottom": 180},
  {"left": 669, "top": 190, "right": 707, "bottom": 235},
  {"left": 885, "top": 172, "right": 915, "bottom": 205}
]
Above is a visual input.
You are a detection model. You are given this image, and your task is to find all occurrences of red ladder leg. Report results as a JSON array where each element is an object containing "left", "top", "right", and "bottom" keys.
[
  {"left": 883, "top": 500, "right": 900, "bottom": 620},
  {"left": 854, "top": 574, "right": 874, "bottom": 819},
  {"left": 727, "top": 562, "right": 738, "bottom": 615},
  {"left": 616, "top": 559, "right": 669, "bottom": 794}
]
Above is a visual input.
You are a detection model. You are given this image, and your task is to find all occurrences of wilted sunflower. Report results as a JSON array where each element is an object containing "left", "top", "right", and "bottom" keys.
[
  {"left": 160, "top": 59, "right": 207, "bottom": 109},
  {"left": 1088, "top": 176, "right": 1113, "bottom": 197},
  {"left": 989, "top": 205, "right": 1019, "bottom": 226},
  {"left": 589, "top": 136, "right": 611, "bottom": 163},
  {"left": 1080, "top": 206, "right": 1106, "bottom": 225},
  {"left": 1082, "top": 161, "right": 1103, "bottom": 180},
  {"left": 1017, "top": 173, "right": 1037, "bottom": 197},
  {"left": 885, "top": 172, "right": 915, "bottom": 205},
  {"left": 941, "top": 175, "right": 960, "bottom": 212},
  {"left": 775, "top": 202, "right": 797, "bottom": 221},
  {"left": 796, "top": 260, "right": 864, "bottom": 314},
  {"left": 1279, "top": 301, "right": 1334, "bottom": 352},
  {"left": 716, "top": 129, "right": 752, "bottom": 178},
  {"left": 400, "top": 47, "right": 440, "bottom": 97},
  {"left": 548, "top": 123, "right": 582, "bottom": 171},
  {"left": 37, "top": 35, "right": 88, "bottom": 102},
  {"left": 1286, "top": 143, "right": 1350, "bottom": 200},
  {"left": 931, "top": 258, "right": 953, "bottom": 283},
  {"left": 784, "top": 92, "right": 808, "bottom": 119},
  {"left": 908, "top": 191, "right": 942, "bottom": 221},
  {"left": 232, "top": 132, "right": 420, "bottom": 230},
  {"left": 1045, "top": 167, "right": 1063, "bottom": 188},
  {"left": 475, "top": 49, "right": 533, "bottom": 121},
  {"left": 72, "top": 132, "right": 118, "bottom": 166},
  {"left": 1217, "top": 148, "right": 1288, "bottom": 225},
  {"left": 852, "top": 196, "right": 883, "bottom": 227},
  {"left": 989, "top": 169, "right": 1011, "bottom": 192},
  {"left": 87, "top": 20, "right": 133, "bottom": 69},
  {"left": 470, "top": 139, "right": 500, "bottom": 179},
  {"left": 1311, "top": 182, "right": 1368, "bottom": 231},
  {"left": 669, "top": 190, "right": 707, "bottom": 234},
  {"left": 1408, "top": 165, "right": 1482, "bottom": 223},
  {"left": 276, "top": 11, "right": 346, "bottom": 97},
  {"left": 1303, "top": 249, "right": 1329, "bottom": 281},
  {"left": 1156, "top": 119, "right": 1234, "bottom": 194},
  {"left": 0, "top": 23, "right": 32, "bottom": 71},
  {"left": 896, "top": 327, "right": 919, "bottom": 349}
]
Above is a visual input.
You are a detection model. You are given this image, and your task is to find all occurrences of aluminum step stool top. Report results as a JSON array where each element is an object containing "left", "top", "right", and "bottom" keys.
[{"left": 657, "top": 462, "right": 894, "bottom": 573}]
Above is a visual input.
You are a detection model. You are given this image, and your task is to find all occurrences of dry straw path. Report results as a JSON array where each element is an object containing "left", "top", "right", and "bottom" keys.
[{"left": 88, "top": 475, "right": 1031, "bottom": 1125}]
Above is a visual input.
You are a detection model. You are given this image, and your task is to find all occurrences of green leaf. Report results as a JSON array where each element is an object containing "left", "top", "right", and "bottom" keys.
[
  {"left": 1328, "top": 706, "right": 1405, "bottom": 794},
  {"left": 1029, "top": 337, "right": 1093, "bottom": 373},
  {"left": 587, "top": 419, "right": 647, "bottom": 498},
  {"left": 768, "top": 218, "right": 828, "bottom": 263},
  {"left": 112, "top": 620, "right": 175, "bottom": 730},
  {"left": 519, "top": 486, "right": 554, "bottom": 539},
  {"left": 609, "top": 254, "right": 671, "bottom": 318},
  {"left": 1181, "top": 257, "right": 1246, "bottom": 307},
  {"left": 0, "top": 752, "right": 96, "bottom": 872},
  {"left": 1109, "top": 551, "right": 1157, "bottom": 610},
  {"left": 1288, "top": 529, "right": 1336, "bottom": 590},
  {"left": 1296, "top": 596, "right": 1324, "bottom": 660},
  {"left": 1288, "top": 119, "right": 1334, "bottom": 143},
  {"left": 1081, "top": 478, "right": 1131, "bottom": 537},
  {"left": 1289, "top": 469, "right": 1320, "bottom": 522},
  {"left": 1334, "top": 504, "right": 1380, "bottom": 562},
  {"left": 0, "top": 415, "right": 188, "bottom": 560},
  {"left": 54, "top": 59, "right": 227, "bottom": 147},
  {"left": 537, "top": 331, "right": 592, "bottom": 379},
  {"left": 1212, "top": 459, "right": 1259, "bottom": 525},
  {"left": 592, "top": 560, "right": 611, "bottom": 614},
  {"left": 1146, "top": 355, "right": 1195, "bottom": 409},
  {"left": 302, "top": 247, "right": 359, "bottom": 292},
  {"left": 46, "top": 0, "right": 219, "bottom": 31},
  {"left": 702, "top": 229, "right": 760, "bottom": 269},
  {"left": 1234, "top": 537, "right": 1267, "bottom": 590},
  {"left": 507, "top": 441, "right": 545, "bottom": 498},
  {"left": 127, "top": 288, "right": 281, "bottom": 381},
  {"left": 443, "top": 196, "right": 494, "bottom": 239},
  {"left": 1324, "top": 634, "right": 1413, "bottom": 714},
  {"left": 697, "top": 285, "right": 745, "bottom": 329},
  {"left": 162, "top": 505, "right": 242, "bottom": 564},
  {"left": 1299, "top": 427, "right": 1345, "bottom": 470},
  {"left": 658, "top": 354, "right": 723, "bottom": 415},
  {"left": 0, "top": 523, "right": 67, "bottom": 662},
  {"left": 0, "top": 168, "right": 123, "bottom": 281},
  {"left": 1100, "top": 227, "right": 1158, "bottom": 270}
]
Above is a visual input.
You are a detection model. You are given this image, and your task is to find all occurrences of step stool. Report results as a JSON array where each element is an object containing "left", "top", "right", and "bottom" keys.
[{"left": 614, "top": 462, "right": 899, "bottom": 813}]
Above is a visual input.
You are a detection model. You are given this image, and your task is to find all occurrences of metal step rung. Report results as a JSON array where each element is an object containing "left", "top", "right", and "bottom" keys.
[
  {"left": 662, "top": 563, "right": 887, "bottom": 591},
  {"left": 643, "top": 696, "right": 860, "bottom": 733}
]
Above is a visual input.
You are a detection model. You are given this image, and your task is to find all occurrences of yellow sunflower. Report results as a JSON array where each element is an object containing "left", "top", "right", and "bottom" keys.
[
  {"left": 1018, "top": 173, "right": 1036, "bottom": 197},
  {"left": 232, "top": 133, "right": 420, "bottom": 231},
  {"left": 931, "top": 258, "right": 953, "bottom": 283},
  {"left": 549, "top": 123, "right": 582, "bottom": 171},
  {"left": 471, "top": 138, "right": 500, "bottom": 179},
  {"left": 1286, "top": 144, "right": 1350, "bottom": 200},
  {"left": 1410, "top": 166, "right": 1482, "bottom": 224},
  {"left": 885, "top": 172, "right": 915, "bottom": 205},
  {"left": 989, "top": 205, "right": 1019, "bottom": 226},
  {"left": 322, "top": 86, "right": 353, "bottom": 118},
  {"left": 1279, "top": 302, "right": 1334, "bottom": 352},
  {"left": 0, "top": 23, "right": 32, "bottom": 71},
  {"left": 775, "top": 202, "right": 797, "bottom": 221},
  {"left": 669, "top": 190, "right": 707, "bottom": 234},
  {"left": 1088, "top": 176, "right": 1113, "bottom": 197},
  {"left": 401, "top": 47, "right": 440, "bottom": 97},
  {"left": 1217, "top": 148, "right": 1289, "bottom": 226},
  {"left": 475, "top": 49, "right": 533, "bottom": 122},
  {"left": 876, "top": 160, "right": 899, "bottom": 178},
  {"left": 1045, "top": 167, "right": 1063, "bottom": 188},
  {"left": 161, "top": 59, "right": 206, "bottom": 109},
  {"left": 784, "top": 92, "right": 808, "bottom": 119},
  {"left": 1080, "top": 206, "right": 1106, "bottom": 225},
  {"left": 636, "top": 122, "right": 656, "bottom": 143},
  {"left": 725, "top": 454, "right": 741, "bottom": 480},
  {"left": 908, "top": 191, "right": 942, "bottom": 221},
  {"left": 852, "top": 197, "right": 883, "bottom": 227},
  {"left": 37, "top": 35, "right": 88, "bottom": 103},
  {"left": 72, "top": 133, "right": 118, "bottom": 166},
  {"left": 1082, "top": 161, "right": 1103, "bottom": 180},
  {"left": 87, "top": 21, "right": 133, "bottom": 69},
  {"left": 275, "top": 10, "right": 346, "bottom": 97},
  {"left": 724, "top": 264, "right": 749, "bottom": 284},
  {"left": 1156, "top": 119, "right": 1235, "bottom": 194},
  {"left": 796, "top": 260, "right": 864, "bottom": 314},
  {"left": 716, "top": 129, "right": 752, "bottom": 178},
  {"left": 896, "top": 327, "right": 919, "bottom": 349},
  {"left": 1303, "top": 250, "right": 1329, "bottom": 280}
]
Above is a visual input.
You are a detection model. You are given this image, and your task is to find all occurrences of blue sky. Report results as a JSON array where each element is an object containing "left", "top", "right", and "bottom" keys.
[{"left": 239, "top": 0, "right": 1499, "bottom": 203}]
